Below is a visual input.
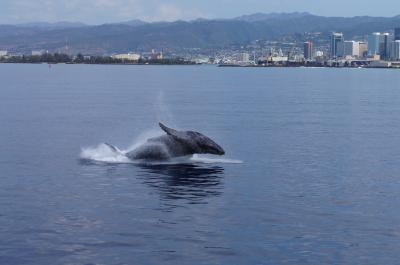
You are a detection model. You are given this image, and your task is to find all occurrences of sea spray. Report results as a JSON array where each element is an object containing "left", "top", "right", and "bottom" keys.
[
  {"left": 80, "top": 143, "right": 131, "bottom": 163},
  {"left": 190, "top": 154, "right": 243, "bottom": 164},
  {"left": 154, "top": 91, "right": 176, "bottom": 127},
  {"left": 124, "top": 129, "right": 162, "bottom": 152}
]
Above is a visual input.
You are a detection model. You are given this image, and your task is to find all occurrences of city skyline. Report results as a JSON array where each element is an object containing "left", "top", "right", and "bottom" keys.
[{"left": 2, "top": 0, "right": 400, "bottom": 24}]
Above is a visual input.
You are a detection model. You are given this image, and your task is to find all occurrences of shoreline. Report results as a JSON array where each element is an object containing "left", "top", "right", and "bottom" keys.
[
  {"left": 218, "top": 64, "right": 400, "bottom": 69},
  {"left": 0, "top": 61, "right": 399, "bottom": 69},
  {"left": 0, "top": 61, "right": 198, "bottom": 66}
]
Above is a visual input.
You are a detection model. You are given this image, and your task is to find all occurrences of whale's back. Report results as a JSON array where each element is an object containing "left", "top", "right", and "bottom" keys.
[{"left": 126, "top": 135, "right": 194, "bottom": 160}]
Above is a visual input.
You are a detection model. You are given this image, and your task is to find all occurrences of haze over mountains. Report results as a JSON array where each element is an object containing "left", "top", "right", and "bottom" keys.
[{"left": 1, "top": 13, "right": 400, "bottom": 55}]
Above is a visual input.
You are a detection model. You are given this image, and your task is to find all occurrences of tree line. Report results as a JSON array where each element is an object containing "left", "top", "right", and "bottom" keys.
[{"left": 0, "top": 53, "right": 195, "bottom": 65}]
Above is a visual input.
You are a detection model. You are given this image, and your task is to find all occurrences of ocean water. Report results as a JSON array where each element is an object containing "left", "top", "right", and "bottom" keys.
[{"left": 1, "top": 64, "right": 400, "bottom": 264}]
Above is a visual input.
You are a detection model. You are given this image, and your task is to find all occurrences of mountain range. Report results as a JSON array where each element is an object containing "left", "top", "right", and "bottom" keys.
[{"left": 1, "top": 13, "right": 400, "bottom": 55}]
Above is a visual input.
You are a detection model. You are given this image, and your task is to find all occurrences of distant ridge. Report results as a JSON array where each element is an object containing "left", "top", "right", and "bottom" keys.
[
  {"left": 16, "top": 21, "right": 87, "bottom": 29},
  {"left": 110, "top": 19, "right": 148, "bottom": 27},
  {"left": 1, "top": 13, "right": 400, "bottom": 54},
  {"left": 234, "top": 12, "right": 313, "bottom": 22}
]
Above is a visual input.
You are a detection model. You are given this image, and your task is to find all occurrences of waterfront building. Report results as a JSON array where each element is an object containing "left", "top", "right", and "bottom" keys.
[
  {"left": 303, "top": 41, "right": 313, "bottom": 60},
  {"left": 337, "top": 44, "right": 344, "bottom": 58},
  {"left": 270, "top": 56, "right": 288, "bottom": 62},
  {"left": 368, "top": 32, "right": 382, "bottom": 56},
  {"left": 0, "top": 50, "right": 8, "bottom": 57},
  {"left": 380, "top": 33, "right": 391, "bottom": 60},
  {"left": 239, "top": 53, "right": 250, "bottom": 63},
  {"left": 258, "top": 55, "right": 288, "bottom": 63},
  {"left": 344, "top": 41, "right": 360, "bottom": 57},
  {"left": 369, "top": 61, "right": 393, "bottom": 68},
  {"left": 112, "top": 53, "right": 141, "bottom": 61},
  {"left": 367, "top": 32, "right": 392, "bottom": 59},
  {"left": 330, "top": 32, "right": 344, "bottom": 58},
  {"left": 32, "top": 50, "right": 46, "bottom": 56},
  {"left": 359, "top": 42, "right": 368, "bottom": 58},
  {"left": 148, "top": 49, "right": 163, "bottom": 60},
  {"left": 368, "top": 54, "right": 381, "bottom": 61},
  {"left": 391, "top": 40, "right": 400, "bottom": 60},
  {"left": 193, "top": 57, "right": 210, "bottom": 64}
]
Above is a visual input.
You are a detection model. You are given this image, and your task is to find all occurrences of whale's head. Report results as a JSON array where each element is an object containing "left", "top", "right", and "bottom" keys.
[
  {"left": 187, "top": 131, "right": 225, "bottom": 155},
  {"left": 159, "top": 123, "right": 225, "bottom": 156}
]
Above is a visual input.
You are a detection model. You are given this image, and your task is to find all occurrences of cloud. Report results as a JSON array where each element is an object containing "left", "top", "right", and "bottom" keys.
[
  {"left": 0, "top": 0, "right": 398, "bottom": 24},
  {"left": 2, "top": 0, "right": 204, "bottom": 23},
  {"left": 141, "top": 2, "right": 205, "bottom": 22},
  {"left": 157, "top": 3, "right": 185, "bottom": 21}
]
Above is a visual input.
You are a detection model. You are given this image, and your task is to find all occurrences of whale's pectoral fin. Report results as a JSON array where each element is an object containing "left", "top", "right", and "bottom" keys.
[
  {"left": 104, "top": 143, "right": 124, "bottom": 155},
  {"left": 159, "top": 123, "right": 190, "bottom": 144},
  {"left": 159, "top": 122, "right": 178, "bottom": 135}
]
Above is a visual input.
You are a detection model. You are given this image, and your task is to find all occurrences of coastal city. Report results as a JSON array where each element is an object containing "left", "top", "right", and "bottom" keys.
[
  {"left": 1, "top": 27, "right": 400, "bottom": 68},
  {"left": 205, "top": 26, "right": 400, "bottom": 68}
]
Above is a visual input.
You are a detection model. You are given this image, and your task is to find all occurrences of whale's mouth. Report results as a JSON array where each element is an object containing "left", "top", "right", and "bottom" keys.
[
  {"left": 219, "top": 147, "right": 225, "bottom": 155},
  {"left": 212, "top": 149, "right": 225, "bottom": 156},
  {"left": 208, "top": 144, "right": 225, "bottom": 156}
]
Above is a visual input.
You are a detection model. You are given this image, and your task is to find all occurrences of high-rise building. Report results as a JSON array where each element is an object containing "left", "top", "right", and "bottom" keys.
[
  {"left": 368, "top": 32, "right": 394, "bottom": 59},
  {"left": 239, "top": 53, "right": 250, "bottom": 63},
  {"left": 368, "top": 32, "right": 382, "bottom": 56},
  {"left": 391, "top": 40, "right": 400, "bottom": 60},
  {"left": 380, "top": 33, "right": 391, "bottom": 60},
  {"left": 344, "top": 41, "right": 360, "bottom": 57},
  {"left": 303, "top": 41, "right": 313, "bottom": 60},
  {"left": 395, "top": 28, "right": 400, "bottom": 41},
  {"left": 358, "top": 42, "right": 368, "bottom": 58},
  {"left": 330, "top": 32, "right": 344, "bottom": 58}
]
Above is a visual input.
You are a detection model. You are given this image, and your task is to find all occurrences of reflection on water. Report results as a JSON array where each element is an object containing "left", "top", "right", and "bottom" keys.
[
  {"left": 137, "top": 164, "right": 224, "bottom": 203},
  {"left": 79, "top": 159, "right": 225, "bottom": 204}
]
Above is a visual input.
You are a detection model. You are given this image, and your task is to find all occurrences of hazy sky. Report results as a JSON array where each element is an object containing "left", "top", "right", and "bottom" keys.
[{"left": 2, "top": 0, "right": 400, "bottom": 24}]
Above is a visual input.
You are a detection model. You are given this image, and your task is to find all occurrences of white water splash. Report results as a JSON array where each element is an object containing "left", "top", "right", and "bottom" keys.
[
  {"left": 190, "top": 154, "right": 243, "bottom": 164},
  {"left": 80, "top": 143, "right": 242, "bottom": 165},
  {"left": 80, "top": 129, "right": 162, "bottom": 164},
  {"left": 125, "top": 129, "right": 162, "bottom": 152},
  {"left": 80, "top": 143, "right": 131, "bottom": 163}
]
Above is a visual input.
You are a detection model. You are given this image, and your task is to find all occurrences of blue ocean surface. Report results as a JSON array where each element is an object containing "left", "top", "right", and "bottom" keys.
[{"left": 1, "top": 64, "right": 400, "bottom": 264}]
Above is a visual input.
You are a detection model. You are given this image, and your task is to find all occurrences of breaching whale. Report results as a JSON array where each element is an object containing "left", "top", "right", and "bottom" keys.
[{"left": 104, "top": 123, "right": 225, "bottom": 161}]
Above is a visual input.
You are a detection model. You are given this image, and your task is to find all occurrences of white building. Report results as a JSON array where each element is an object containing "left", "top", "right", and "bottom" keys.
[
  {"left": 193, "top": 57, "right": 210, "bottom": 64},
  {"left": 0, "top": 50, "right": 8, "bottom": 57},
  {"left": 32, "top": 50, "right": 46, "bottom": 56},
  {"left": 344, "top": 41, "right": 360, "bottom": 57},
  {"left": 238, "top": 53, "right": 250, "bottom": 63},
  {"left": 112, "top": 53, "right": 141, "bottom": 61},
  {"left": 259, "top": 55, "right": 288, "bottom": 63},
  {"left": 359, "top": 42, "right": 368, "bottom": 58}
]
